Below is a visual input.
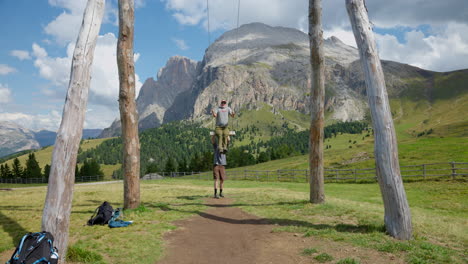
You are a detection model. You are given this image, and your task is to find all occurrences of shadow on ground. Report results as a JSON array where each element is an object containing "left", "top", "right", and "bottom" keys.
[
  {"left": 0, "top": 211, "right": 30, "bottom": 244},
  {"left": 146, "top": 197, "right": 385, "bottom": 235}
]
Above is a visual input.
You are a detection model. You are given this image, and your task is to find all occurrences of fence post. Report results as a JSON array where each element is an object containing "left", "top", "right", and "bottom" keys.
[
  {"left": 335, "top": 169, "right": 339, "bottom": 181},
  {"left": 451, "top": 162, "right": 456, "bottom": 179},
  {"left": 422, "top": 164, "right": 426, "bottom": 180},
  {"left": 354, "top": 169, "right": 357, "bottom": 182},
  {"left": 244, "top": 170, "right": 247, "bottom": 180}
]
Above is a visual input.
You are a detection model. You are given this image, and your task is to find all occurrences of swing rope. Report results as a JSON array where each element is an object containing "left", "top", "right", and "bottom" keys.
[
  {"left": 206, "top": 0, "right": 241, "bottom": 64},
  {"left": 206, "top": 0, "right": 211, "bottom": 46},
  {"left": 234, "top": 0, "right": 241, "bottom": 64}
]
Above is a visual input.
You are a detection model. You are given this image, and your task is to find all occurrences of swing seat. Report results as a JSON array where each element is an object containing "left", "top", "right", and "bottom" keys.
[{"left": 209, "top": 131, "right": 236, "bottom": 136}]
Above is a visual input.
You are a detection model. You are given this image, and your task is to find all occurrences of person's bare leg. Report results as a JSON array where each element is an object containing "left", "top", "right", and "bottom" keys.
[
  {"left": 213, "top": 171, "right": 219, "bottom": 198},
  {"left": 219, "top": 179, "right": 224, "bottom": 197}
]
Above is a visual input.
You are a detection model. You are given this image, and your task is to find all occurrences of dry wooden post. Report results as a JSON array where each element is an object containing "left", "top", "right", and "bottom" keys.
[
  {"left": 41, "top": 0, "right": 105, "bottom": 261},
  {"left": 451, "top": 162, "right": 456, "bottom": 179},
  {"left": 308, "top": 0, "right": 325, "bottom": 203},
  {"left": 422, "top": 164, "right": 426, "bottom": 180},
  {"left": 346, "top": 0, "right": 412, "bottom": 240},
  {"left": 118, "top": 0, "right": 140, "bottom": 209}
]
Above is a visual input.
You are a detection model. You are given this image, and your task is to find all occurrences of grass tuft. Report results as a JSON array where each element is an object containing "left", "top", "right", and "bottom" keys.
[
  {"left": 67, "top": 243, "right": 104, "bottom": 263},
  {"left": 336, "top": 258, "right": 361, "bottom": 264},
  {"left": 301, "top": 247, "right": 318, "bottom": 256},
  {"left": 314, "top": 253, "right": 334, "bottom": 262}
]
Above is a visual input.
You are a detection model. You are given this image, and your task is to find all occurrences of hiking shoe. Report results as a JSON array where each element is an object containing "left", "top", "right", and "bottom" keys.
[
  {"left": 219, "top": 193, "right": 224, "bottom": 198},
  {"left": 214, "top": 194, "right": 219, "bottom": 199}
]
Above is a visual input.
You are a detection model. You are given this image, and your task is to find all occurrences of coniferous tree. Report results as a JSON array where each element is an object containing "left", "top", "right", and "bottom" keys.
[
  {"left": 177, "top": 159, "right": 187, "bottom": 172},
  {"left": 89, "top": 159, "right": 104, "bottom": 177},
  {"left": 145, "top": 163, "right": 158, "bottom": 174},
  {"left": 75, "top": 164, "right": 81, "bottom": 178},
  {"left": 0, "top": 164, "right": 5, "bottom": 178},
  {"left": 80, "top": 160, "right": 91, "bottom": 176},
  {"left": 4, "top": 163, "right": 13, "bottom": 179},
  {"left": 25, "top": 153, "right": 41, "bottom": 178},
  {"left": 164, "top": 157, "right": 176, "bottom": 172},
  {"left": 43, "top": 164, "right": 51, "bottom": 179},
  {"left": 12, "top": 158, "right": 23, "bottom": 179}
]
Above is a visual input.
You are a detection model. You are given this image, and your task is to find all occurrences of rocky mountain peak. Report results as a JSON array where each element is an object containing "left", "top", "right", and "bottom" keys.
[
  {"left": 0, "top": 121, "right": 40, "bottom": 157},
  {"left": 100, "top": 56, "right": 200, "bottom": 138},
  {"left": 100, "top": 22, "right": 455, "bottom": 138}
]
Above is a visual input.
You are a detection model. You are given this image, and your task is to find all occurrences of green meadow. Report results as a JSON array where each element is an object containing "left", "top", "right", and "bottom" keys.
[{"left": 0, "top": 179, "right": 466, "bottom": 264}]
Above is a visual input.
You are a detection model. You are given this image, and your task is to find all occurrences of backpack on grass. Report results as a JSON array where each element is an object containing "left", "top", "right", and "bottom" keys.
[
  {"left": 7, "top": 231, "right": 59, "bottom": 264},
  {"left": 87, "top": 201, "right": 113, "bottom": 226},
  {"left": 108, "top": 208, "right": 133, "bottom": 228}
]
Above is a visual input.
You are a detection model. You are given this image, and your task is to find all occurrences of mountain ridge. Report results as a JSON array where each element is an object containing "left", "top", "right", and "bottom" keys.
[{"left": 95, "top": 22, "right": 466, "bottom": 138}]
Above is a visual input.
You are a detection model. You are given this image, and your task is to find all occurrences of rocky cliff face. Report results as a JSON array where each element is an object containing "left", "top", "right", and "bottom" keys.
[
  {"left": 100, "top": 22, "right": 445, "bottom": 138},
  {"left": 0, "top": 121, "right": 104, "bottom": 157},
  {"left": 99, "top": 56, "right": 199, "bottom": 137},
  {"left": 0, "top": 122, "right": 40, "bottom": 157}
]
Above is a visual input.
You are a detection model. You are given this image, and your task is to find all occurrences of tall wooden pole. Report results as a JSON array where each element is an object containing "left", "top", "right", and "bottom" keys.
[
  {"left": 309, "top": 0, "right": 325, "bottom": 203},
  {"left": 346, "top": 0, "right": 412, "bottom": 240},
  {"left": 41, "top": 0, "right": 105, "bottom": 261},
  {"left": 118, "top": 0, "right": 140, "bottom": 209}
]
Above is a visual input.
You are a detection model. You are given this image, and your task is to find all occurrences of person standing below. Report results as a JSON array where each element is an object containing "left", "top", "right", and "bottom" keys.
[
  {"left": 211, "top": 99, "right": 235, "bottom": 153},
  {"left": 211, "top": 135, "right": 227, "bottom": 198}
]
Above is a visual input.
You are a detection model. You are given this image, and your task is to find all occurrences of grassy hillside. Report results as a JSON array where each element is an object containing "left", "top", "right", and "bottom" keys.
[
  {"left": 0, "top": 179, "right": 465, "bottom": 263},
  {"left": 0, "top": 138, "right": 117, "bottom": 177},
  {"left": 1, "top": 70, "right": 466, "bottom": 177}
]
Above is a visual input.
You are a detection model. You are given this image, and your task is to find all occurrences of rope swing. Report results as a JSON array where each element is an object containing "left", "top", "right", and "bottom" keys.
[{"left": 207, "top": 0, "right": 240, "bottom": 137}]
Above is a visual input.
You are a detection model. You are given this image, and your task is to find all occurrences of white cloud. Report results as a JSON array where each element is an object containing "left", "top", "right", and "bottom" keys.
[
  {"left": 162, "top": 0, "right": 468, "bottom": 71},
  {"left": 0, "top": 84, "right": 12, "bottom": 104},
  {"left": 376, "top": 23, "right": 468, "bottom": 72},
  {"left": 31, "top": 33, "right": 143, "bottom": 128},
  {"left": 172, "top": 38, "right": 189, "bottom": 50},
  {"left": 33, "top": 43, "right": 71, "bottom": 87},
  {"left": 0, "top": 64, "right": 17, "bottom": 75},
  {"left": 32, "top": 43, "right": 48, "bottom": 58},
  {"left": 323, "top": 28, "right": 356, "bottom": 48},
  {"left": 45, "top": 11, "right": 84, "bottom": 44},
  {"left": 135, "top": 0, "right": 146, "bottom": 9},
  {"left": 10, "top": 50, "right": 31, "bottom": 60},
  {"left": 163, "top": 0, "right": 307, "bottom": 31},
  {"left": 45, "top": 0, "right": 118, "bottom": 44},
  {"left": 0, "top": 111, "right": 62, "bottom": 131}
]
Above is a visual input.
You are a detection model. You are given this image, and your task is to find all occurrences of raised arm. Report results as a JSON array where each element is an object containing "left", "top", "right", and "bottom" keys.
[{"left": 229, "top": 108, "right": 235, "bottom": 118}]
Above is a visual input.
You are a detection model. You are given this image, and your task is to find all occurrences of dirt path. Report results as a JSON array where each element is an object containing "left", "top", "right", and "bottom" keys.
[{"left": 157, "top": 197, "right": 403, "bottom": 264}]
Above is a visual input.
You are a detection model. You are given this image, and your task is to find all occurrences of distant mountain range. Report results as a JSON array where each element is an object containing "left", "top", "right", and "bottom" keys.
[
  {"left": 2, "top": 23, "right": 466, "bottom": 157},
  {"left": 0, "top": 121, "right": 102, "bottom": 158},
  {"left": 99, "top": 22, "right": 468, "bottom": 138}
]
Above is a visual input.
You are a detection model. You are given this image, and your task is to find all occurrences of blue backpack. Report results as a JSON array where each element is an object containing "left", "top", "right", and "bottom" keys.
[
  {"left": 108, "top": 208, "right": 133, "bottom": 228},
  {"left": 7, "top": 231, "right": 58, "bottom": 264}
]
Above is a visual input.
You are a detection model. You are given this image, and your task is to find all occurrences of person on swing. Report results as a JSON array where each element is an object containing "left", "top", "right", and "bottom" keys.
[
  {"left": 211, "top": 135, "right": 228, "bottom": 198},
  {"left": 211, "top": 99, "right": 235, "bottom": 153}
]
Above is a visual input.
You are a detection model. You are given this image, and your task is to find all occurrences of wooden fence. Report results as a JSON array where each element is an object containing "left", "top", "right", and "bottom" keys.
[
  {"left": 0, "top": 175, "right": 103, "bottom": 184},
  {"left": 154, "top": 162, "right": 468, "bottom": 183},
  {"left": 1, "top": 162, "right": 465, "bottom": 184}
]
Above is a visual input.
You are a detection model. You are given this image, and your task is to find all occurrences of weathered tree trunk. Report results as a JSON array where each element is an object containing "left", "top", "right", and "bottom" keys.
[
  {"left": 345, "top": 0, "right": 412, "bottom": 240},
  {"left": 118, "top": 0, "right": 140, "bottom": 209},
  {"left": 41, "top": 0, "right": 105, "bottom": 261},
  {"left": 308, "top": 0, "right": 325, "bottom": 203}
]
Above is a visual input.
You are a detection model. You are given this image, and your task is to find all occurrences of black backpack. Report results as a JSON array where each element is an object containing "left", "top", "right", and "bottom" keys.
[
  {"left": 87, "top": 201, "right": 114, "bottom": 225},
  {"left": 7, "top": 231, "right": 58, "bottom": 264}
]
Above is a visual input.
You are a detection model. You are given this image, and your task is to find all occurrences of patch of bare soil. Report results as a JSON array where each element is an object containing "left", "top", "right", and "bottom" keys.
[{"left": 157, "top": 197, "right": 403, "bottom": 264}]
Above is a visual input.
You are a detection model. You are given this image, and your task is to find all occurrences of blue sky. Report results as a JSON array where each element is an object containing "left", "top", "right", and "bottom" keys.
[{"left": 0, "top": 0, "right": 467, "bottom": 130}]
